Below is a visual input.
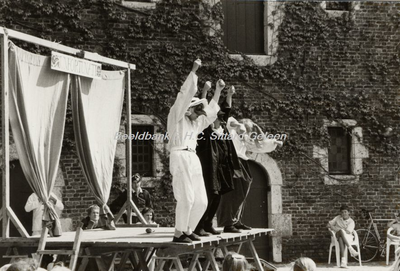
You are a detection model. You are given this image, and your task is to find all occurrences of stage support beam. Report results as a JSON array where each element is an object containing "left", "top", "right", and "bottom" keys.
[
  {"left": 0, "top": 28, "right": 135, "bottom": 70},
  {"left": 1, "top": 31, "right": 10, "bottom": 238},
  {"left": 0, "top": 26, "right": 139, "bottom": 237},
  {"left": 126, "top": 67, "right": 133, "bottom": 225},
  {"left": 124, "top": 67, "right": 146, "bottom": 224}
]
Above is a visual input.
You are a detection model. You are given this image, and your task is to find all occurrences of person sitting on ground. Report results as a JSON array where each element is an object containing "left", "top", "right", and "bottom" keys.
[
  {"left": 222, "top": 252, "right": 250, "bottom": 271},
  {"left": 388, "top": 211, "right": 400, "bottom": 242},
  {"left": 109, "top": 173, "right": 153, "bottom": 223},
  {"left": 82, "top": 204, "right": 102, "bottom": 230},
  {"left": 327, "top": 204, "right": 359, "bottom": 268},
  {"left": 291, "top": 257, "right": 316, "bottom": 271}
]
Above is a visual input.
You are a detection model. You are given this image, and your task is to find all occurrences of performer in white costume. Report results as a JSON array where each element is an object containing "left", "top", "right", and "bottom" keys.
[{"left": 167, "top": 59, "right": 223, "bottom": 243}]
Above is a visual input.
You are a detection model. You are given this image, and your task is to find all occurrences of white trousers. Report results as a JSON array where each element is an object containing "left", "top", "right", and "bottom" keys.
[{"left": 170, "top": 151, "right": 208, "bottom": 232}]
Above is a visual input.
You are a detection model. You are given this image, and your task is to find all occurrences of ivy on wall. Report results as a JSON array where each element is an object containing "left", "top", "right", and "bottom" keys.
[{"left": 1, "top": 0, "right": 399, "bottom": 224}]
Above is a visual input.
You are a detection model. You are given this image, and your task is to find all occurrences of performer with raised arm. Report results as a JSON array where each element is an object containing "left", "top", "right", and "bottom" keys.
[
  {"left": 195, "top": 86, "right": 238, "bottom": 236},
  {"left": 167, "top": 59, "right": 223, "bottom": 243},
  {"left": 217, "top": 112, "right": 283, "bottom": 233}
]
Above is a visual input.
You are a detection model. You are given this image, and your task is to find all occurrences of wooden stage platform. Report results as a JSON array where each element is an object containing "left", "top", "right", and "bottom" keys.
[{"left": 0, "top": 227, "right": 275, "bottom": 271}]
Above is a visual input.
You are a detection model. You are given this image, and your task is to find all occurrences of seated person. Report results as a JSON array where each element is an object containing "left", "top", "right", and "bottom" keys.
[
  {"left": 109, "top": 173, "right": 153, "bottom": 223},
  {"left": 82, "top": 205, "right": 102, "bottom": 230},
  {"left": 138, "top": 207, "right": 156, "bottom": 225},
  {"left": 388, "top": 212, "right": 400, "bottom": 242},
  {"left": 327, "top": 205, "right": 359, "bottom": 268}
]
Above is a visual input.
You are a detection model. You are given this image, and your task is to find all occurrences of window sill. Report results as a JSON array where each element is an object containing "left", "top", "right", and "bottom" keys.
[
  {"left": 229, "top": 54, "right": 277, "bottom": 66},
  {"left": 324, "top": 175, "right": 359, "bottom": 185},
  {"left": 121, "top": 1, "right": 157, "bottom": 10},
  {"left": 325, "top": 10, "right": 348, "bottom": 17}
]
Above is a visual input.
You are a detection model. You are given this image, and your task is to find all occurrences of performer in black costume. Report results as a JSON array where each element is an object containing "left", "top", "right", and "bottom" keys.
[
  {"left": 217, "top": 116, "right": 282, "bottom": 233},
  {"left": 195, "top": 86, "right": 240, "bottom": 236}
]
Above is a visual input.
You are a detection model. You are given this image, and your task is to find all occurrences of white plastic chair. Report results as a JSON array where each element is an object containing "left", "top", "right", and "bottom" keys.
[
  {"left": 328, "top": 229, "right": 341, "bottom": 267},
  {"left": 386, "top": 227, "right": 400, "bottom": 265},
  {"left": 328, "top": 229, "right": 362, "bottom": 267}
]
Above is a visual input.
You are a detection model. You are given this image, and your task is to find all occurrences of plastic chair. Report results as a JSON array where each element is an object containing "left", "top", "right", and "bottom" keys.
[
  {"left": 328, "top": 229, "right": 341, "bottom": 267},
  {"left": 328, "top": 229, "right": 362, "bottom": 267},
  {"left": 386, "top": 227, "right": 400, "bottom": 265}
]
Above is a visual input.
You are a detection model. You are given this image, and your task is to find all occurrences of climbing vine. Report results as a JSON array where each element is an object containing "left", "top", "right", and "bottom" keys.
[{"left": 1, "top": 0, "right": 399, "bottom": 222}]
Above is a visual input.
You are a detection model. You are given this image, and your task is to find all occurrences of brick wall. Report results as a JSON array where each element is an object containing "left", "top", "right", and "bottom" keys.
[{"left": 0, "top": 1, "right": 399, "bottom": 263}]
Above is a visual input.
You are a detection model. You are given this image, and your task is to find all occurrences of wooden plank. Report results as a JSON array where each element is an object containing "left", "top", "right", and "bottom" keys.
[
  {"left": 173, "top": 258, "right": 185, "bottom": 271},
  {"left": 77, "top": 255, "right": 89, "bottom": 271},
  {"left": 144, "top": 247, "right": 156, "bottom": 264},
  {"left": 118, "top": 251, "right": 130, "bottom": 271},
  {"left": 154, "top": 258, "right": 166, "bottom": 271},
  {"left": 130, "top": 199, "right": 146, "bottom": 224},
  {"left": 35, "top": 227, "right": 49, "bottom": 264},
  {"left": 135, "top": 250, "right": 150, "bottom": 271},
  {"left": 69, "top": 227, "right": 83, "bottom": 271},
  {"left": 247, "top": 238, "right": 263, "bottom": 271},
  {"left": 125, "top": 67, "right": 146, "bottom": 226},
  {"left": 7, "top": 207, "right": 29, "bottom": 237},
  {"left": 107, "top": 252, "right": 118, "bottom": 271},
  {"left": 205, "top": 249, "right": 219, "bottom": 271},
  {"left": 0, "top": 227, "right": 273, "bottom": 248},
  {"left": 1, "top": 30, "right": 10, "bottom": 238},
  {"left": 0, "top": 28, "right": 135, "bottom": 70},
  {"left": 128, "top": 251, "right": 139, "bottom": 270},
  {"left": 237, "top": 242, "right": 243, "bottom": 253},
  {"left": 37, "top": 250, "right": 74, "bottom": 255},
  {"left": 220, "top": 245, "right": 229, "bottom": 256},
  {"left": 187, "top": 252, "right": 200, "bottom": 271},
  {"left": 126, "top": 67, "right": 133, "bottom": 225},
  {"left": 95, "top": 255, "right": 108, "bottom": 271},
  {"left": 114, "top": 201, "right": 128, "bottom": 223}
]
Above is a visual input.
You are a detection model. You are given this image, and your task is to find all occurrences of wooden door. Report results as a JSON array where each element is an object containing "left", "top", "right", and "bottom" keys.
[{"left": 242, "top": 159, "right": 270, "bottom": 261}]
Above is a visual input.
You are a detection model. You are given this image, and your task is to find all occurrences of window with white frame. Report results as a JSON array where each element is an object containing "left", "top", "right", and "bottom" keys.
[
  {"left": 121, "top": 0, "right": 158, "bottom": 10},
  {"left": 328, "top": 127, "right": 352, "bottom": 175},
  {"left": 131, "top": 125, "right": 154, "bottom": 176},
  {"left": 313, "top": 119, "right": 369, "bottom": 185},
  {"left": 220, "top": 0, "right": 284, "bottom": 66},
  {"left": 131, "top": 115, "right": 165, "bottom": 181},
  {"left": 320, "top": 1, "right": 360, "bottom": 17}
]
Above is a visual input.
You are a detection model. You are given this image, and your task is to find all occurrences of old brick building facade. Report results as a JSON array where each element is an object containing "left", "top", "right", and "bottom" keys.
[{"left": 0, "top": 0, "right": 399, "bottom": 263}]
